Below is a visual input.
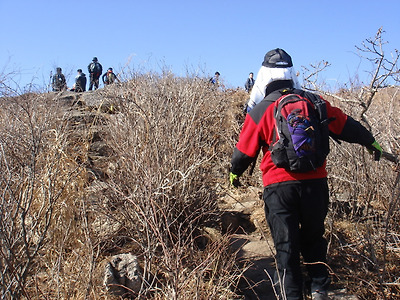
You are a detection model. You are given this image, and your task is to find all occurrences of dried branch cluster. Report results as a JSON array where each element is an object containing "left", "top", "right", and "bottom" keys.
[
  {"left": 0, "top": 72, "right": 246, "bottom": 299},
  {"left": 302, "top": 28, "right": 400, "bottom": 299}
]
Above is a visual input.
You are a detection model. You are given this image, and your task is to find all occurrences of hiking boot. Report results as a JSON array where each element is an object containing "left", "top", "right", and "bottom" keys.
[{"left": 311, "top": 290, "right": 330, "bottom": 300}]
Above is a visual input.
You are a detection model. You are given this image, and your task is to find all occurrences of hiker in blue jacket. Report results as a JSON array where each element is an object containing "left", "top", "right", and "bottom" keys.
[{"left": 209, "top": 71, "right": 220, "bottom": 85}]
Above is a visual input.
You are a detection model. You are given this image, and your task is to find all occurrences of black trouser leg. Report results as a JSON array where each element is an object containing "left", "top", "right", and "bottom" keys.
[
  {"left": 263, "top": 179, "right": 330, "bottom": 300},
  {"left": 299, "top": 180, "right": 330, "bottom": 294},
  {"left": 89, "top": 75, "right": 94, "bottom": 90}
]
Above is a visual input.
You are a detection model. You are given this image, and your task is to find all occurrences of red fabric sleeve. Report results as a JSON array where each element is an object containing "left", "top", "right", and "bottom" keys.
[
  {"left": 324, "top": 99, "right": 348, "bottom": 135},
  {"left": 236, "top": 116, "right": 261, "bottom": 158}
]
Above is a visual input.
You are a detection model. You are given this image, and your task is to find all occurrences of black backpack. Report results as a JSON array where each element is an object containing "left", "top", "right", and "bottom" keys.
[
  {"left": 90, "top": 62, "right": 101, "bottom": 74},
  {"left": 269, "top": 90, "right": 332, "bottom": 172}
]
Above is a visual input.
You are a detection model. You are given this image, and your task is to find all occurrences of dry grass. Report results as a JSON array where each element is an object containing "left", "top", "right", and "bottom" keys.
[
  {"left": 1, "top": 68, "right": 399, "bottom": 299},
  {"left": 0, "top": 73, "right": 248, "bottom": 299},
  {"left": 91, "top": 73, "right": 245, "bottom": 299},
  {"left": 325, "top": 87, "right": 400, "bottom": 299},
  {"left": 0, "top": 92, "right": 86, "bottom": 298}
]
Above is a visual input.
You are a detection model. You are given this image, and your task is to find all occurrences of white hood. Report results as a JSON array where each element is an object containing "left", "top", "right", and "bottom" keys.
[{"left": 247, "top": 66, "right": 301, "bottom": 111}]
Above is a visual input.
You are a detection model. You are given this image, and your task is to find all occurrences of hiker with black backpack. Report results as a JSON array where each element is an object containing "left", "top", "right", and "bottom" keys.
[
  {"left": 87, "top": 57, "right": 103, "bottom": 90},
  {"left": 229, "top": 48, "right": 383, "bottom": 300}
]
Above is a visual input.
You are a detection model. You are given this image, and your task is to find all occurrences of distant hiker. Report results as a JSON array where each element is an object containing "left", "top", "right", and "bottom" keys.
[
  {"left": 51, "top": 67, "right": 67, "bottom": 92},
  {"left": 71, "top": 69, "right": 87, "bottom": 92},
  {"left": 229, "top": 48, "right": 383, "bottom": 300},
  {"left": 244, "top": 72, "right": 255, "bottom": 93},
  {"left": 102, "top": 67, "right": 120, "bottom": 85},
  {"left": 87, "top": 57, "right": 103, "bottom": 90},
  {"left": 209, "top": 71, "right": 220, "bottom": 85}
]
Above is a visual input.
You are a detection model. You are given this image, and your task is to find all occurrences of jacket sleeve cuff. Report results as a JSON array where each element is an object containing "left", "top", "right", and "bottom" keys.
[{"left": 230, "top": 147, "right": 255, "bottom": 176}]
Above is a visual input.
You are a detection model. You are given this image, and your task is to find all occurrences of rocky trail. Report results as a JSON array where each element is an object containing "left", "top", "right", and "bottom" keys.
[
  {"left": 218, "top": 184, "right": 359, "bottom": 300},
  {"left": 56, "top": 89, "right": 359, "bottom": 299},
  {"left": 220, "top": 184, "right": 276, "bottom": 299}
]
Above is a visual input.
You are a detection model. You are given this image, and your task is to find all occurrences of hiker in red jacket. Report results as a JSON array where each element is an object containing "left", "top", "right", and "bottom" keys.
[{"left": 229, "top": 48, "right": 382, "bottom": 300}]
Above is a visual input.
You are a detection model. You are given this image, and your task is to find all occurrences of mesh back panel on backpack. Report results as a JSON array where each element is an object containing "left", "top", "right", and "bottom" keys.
[{"left": 270, "top": 92, "right": 330, "bottom": 172}]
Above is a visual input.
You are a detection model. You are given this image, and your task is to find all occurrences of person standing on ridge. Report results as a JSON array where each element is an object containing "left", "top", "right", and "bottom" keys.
[
  {"left": 229, "top": 48, "right": 383, "bottom": 300},
  {"left": 52, "top": 67, "right": 67, "bottom": 92},
  {"left": 87, "top": 57, "right": 103, "bottom": 90},
  {"left": 245, "top": 72, "right": 255, "bottom": 93},
  {"left": 102, "top": 67, "right": 120, "bottom": 85}
]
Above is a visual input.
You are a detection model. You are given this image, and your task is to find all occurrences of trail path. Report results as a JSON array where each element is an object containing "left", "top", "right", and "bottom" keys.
[
  {"left": 219, "top": 184, "right": 359, "bottom": 300},
  {"left": 219, "top": 184, "right": 277, "bottom": 299}
]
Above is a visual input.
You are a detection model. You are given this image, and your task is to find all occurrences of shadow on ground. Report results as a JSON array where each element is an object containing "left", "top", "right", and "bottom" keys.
[{"left": 230, "top": 235, "right": 277, "bottom": 299}]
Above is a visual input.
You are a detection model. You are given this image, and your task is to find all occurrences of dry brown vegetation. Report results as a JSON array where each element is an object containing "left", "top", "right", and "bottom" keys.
[
  {"left": 324, "top": 86, "right": 400, "bottom": 299},
  {"left": 0, "top": 73, "right": 249, "bottom": 299},
  {"left": 1, "top": 28, "right": 400, "bottom": 300}
]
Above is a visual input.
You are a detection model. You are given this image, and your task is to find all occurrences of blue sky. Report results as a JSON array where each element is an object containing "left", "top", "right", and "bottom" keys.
[{"left": 1, "top": 0, "right": 399, "bottom": 92}]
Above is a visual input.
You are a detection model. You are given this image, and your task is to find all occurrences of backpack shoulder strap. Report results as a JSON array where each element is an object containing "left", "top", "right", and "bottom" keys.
[{"left": 301, "top": 90, "right": 334, "bottom": 125}]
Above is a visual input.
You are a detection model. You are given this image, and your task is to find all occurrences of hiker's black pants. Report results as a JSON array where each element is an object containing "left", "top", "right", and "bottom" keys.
[
  {"left": 89, "top": 74, "right": 100, "bottom": 90},
  {"left": 263, "top": 178, "right": 330, "bottom": 300}
]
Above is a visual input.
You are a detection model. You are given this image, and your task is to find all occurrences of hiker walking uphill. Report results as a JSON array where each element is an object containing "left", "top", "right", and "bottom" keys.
[
  {"left": 102, "top": 67, "right": 120, "bottom": 85},
  {"left": 88, "top": 57, "right": 103, "bottom": 90},
  {"left": 51, "top": 67, "right": 67, "bottom": 91},
  {"left": 229, "top": 48, "right": 383, "bottom": 300}
]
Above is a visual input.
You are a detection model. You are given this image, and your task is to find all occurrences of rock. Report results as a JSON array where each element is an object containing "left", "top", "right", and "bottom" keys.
[
  {"left": 329, "top": 288, "right": 360, "bottom": 299},
  {"left": 104, "top": 253, "right": 142, "bottom": 297},
  {"left": 221, "top": 211, "right": 256, "bottom": 234},
  {"left": 53, "top": 90, "right": 82, "bottom": 107}
]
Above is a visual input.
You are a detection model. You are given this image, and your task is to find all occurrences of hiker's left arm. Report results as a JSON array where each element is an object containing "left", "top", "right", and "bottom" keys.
[{"left": 324, "top": 100, "right": 375, "bottom": 146}]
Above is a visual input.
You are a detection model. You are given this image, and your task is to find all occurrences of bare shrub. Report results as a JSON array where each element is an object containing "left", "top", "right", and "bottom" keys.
[
  {"left": 302, "top": 28, "right": 400, "bottom": 299},
  {"left": 82, "top": 73, "right": 245, "bottom": 298},
  {"left": 0, "top": 92, "right": 84, "bottom": 298}
]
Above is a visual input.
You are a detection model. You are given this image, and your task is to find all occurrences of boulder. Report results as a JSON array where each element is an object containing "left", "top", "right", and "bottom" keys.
[{"left": 104, "top": 253, "right": 142, "bottom": 297}]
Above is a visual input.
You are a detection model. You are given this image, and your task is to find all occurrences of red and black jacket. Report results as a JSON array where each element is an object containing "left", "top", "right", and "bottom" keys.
[{"left": 230, "top": 88, "right": 375, "bottom": 187}]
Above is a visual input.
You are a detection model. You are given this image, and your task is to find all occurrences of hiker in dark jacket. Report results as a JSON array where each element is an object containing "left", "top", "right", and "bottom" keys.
[
  {"left": 244, "top": 72, "right": 255, "bottom": 93},
  {"left": 71, "top": 69, "right": 87, "bottom": 92},
  {"left": 229, "top": 48, "right": 383, "bottom": 300},
  {"left": 102, "top": 67, "right": 120, "bottom": 85},
  {"left": 87, "top": 57, "right": 103, "bottom": 90},
  {"left": 52, "top": 67, "right": 67, "bottom": 92}
]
